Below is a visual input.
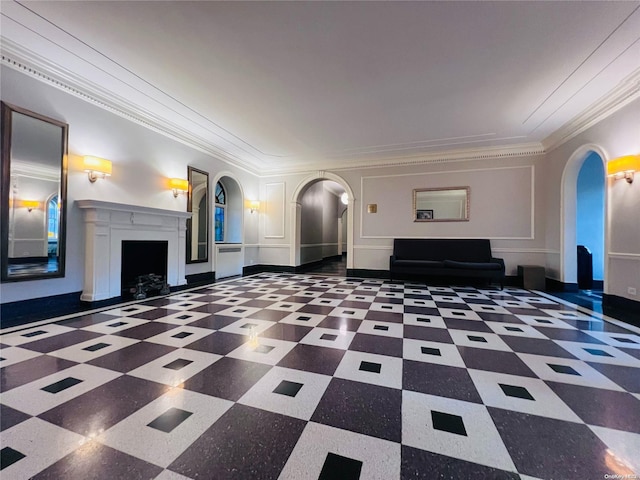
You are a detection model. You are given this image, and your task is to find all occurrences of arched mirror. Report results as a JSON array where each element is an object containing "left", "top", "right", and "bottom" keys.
[
  {"left": 1, "top": 102, "right": 68, "bottom": 282},
  {"left": 186, "top": 166, "right": 209, "bottom": 263}
]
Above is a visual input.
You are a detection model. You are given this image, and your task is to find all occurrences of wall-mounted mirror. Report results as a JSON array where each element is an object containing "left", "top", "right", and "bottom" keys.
[
  {"left": 186, "top": 166, "right": 209, "bottom": 263},
  {"left": 1, "top": 102, "right": 68, "bottom": 282},
  {"left": 413, "top": 186, "right": 470, "bottom": 222}
]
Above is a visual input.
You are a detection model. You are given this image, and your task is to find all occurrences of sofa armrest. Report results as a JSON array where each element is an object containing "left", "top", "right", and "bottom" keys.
[{"left": 491, "top": 257, "right": 505, "bottom": 272}]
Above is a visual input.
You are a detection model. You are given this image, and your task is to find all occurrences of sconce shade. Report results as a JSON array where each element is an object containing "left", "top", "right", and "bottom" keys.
[
  {"left": 607, "top": 155, "right": 640, "bottom": 176},
  {"left": 169, "top": 178, "right": 189, "bottom": 192},
  {"left": 250, "top": 200, "right": 260, "bottom": 212},
  {"left": 83, "top": 156, "right": 112, "bottom": 176},
  {"left": 607, "top": 155, "right": 640, "bottom": 184},
  {"left": 340, "top": 192, "right": 349, "bottom": 205},
  {"left": 20, "top": 200, "right": 40, "bottom": 210}
]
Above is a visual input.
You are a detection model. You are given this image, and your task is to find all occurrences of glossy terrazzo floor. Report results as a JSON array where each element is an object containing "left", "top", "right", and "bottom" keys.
[{"left": 1, "top": 273, "right": 639, "bottom": 479}]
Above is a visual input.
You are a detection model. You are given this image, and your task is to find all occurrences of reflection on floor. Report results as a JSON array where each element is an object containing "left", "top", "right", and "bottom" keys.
[
  {"left": 303, "top": 255, "right": 347, "bottom": 276},
  {"left": 1, "top": 273, "right": 639, "bottom": 479}
]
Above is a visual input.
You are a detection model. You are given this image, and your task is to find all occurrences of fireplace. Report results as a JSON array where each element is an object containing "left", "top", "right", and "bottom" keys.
[
  {"left": 121, "top": 240, "right": 168, "bottom": 295},
  {"left": 77, "top": 200, "right": 191, "bottom": 301}
]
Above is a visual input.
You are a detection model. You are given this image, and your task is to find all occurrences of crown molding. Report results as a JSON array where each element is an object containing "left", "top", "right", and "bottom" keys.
[
  {"left": 1, "top": 39, "right": 262, "bottom": 177},
  {"left": 542, "top": 68, "right": 640, "bottom": 153},
  {"left": 258, "top": 142, "right": 546, "bottom": 176}
]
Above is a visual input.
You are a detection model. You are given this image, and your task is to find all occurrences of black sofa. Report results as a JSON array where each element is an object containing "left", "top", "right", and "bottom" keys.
[{"left": 389, "top": 239, "right": 505, "bottom": 288}]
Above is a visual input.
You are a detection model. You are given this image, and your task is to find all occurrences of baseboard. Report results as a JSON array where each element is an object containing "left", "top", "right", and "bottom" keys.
[
  {"left": 603, "top": 293, "right": 640, "bottom": 315},
  {"left": 0, "top": 291, "right": 121, "bottom": 329},
  {"left": 186, "top": 271, "right": 216, "bottom": 287},
  {"left": 545, "top": 278, "right": 579, "bottom": 292},
  {"left": 346, "top": 268, "right": 390, "bottom": 279},
  {"left": 243, "top": 264, "right": 296, "bottom": 276}
]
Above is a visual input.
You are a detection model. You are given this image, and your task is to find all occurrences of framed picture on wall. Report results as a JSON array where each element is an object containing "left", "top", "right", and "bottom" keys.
[{"left": 416, "top": 209, "right": 434, "bottom": 220}]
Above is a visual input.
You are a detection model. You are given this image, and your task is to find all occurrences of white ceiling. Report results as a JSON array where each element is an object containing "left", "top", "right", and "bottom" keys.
[{"left": 1, "top": 1, "right": 639, "bottom": 175}]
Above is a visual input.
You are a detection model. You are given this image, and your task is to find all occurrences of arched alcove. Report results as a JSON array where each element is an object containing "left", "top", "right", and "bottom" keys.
[
  {"left": 212, "top": 171, "right": 245, "bottom": 279},
  {"left": 561, "top": 144, "right": 608, "bottom": 290},
  {"left": 291, "top": 172, "right": 355, "bottom": 269}
]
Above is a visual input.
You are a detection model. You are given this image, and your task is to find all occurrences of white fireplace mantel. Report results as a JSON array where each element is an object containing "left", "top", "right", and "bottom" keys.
[{"left": 77, "top": 200, "right": 191, "bottom": 302}]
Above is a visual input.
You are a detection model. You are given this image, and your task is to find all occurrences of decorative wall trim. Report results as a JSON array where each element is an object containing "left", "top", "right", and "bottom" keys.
[
  {"left": 360, "top": 165, "right": 535, "bottom": 240},
  {"left": 608, "top": 252, "right": 640, "bottom": 259},
  {"left": 603, "top": 293, "right": 640, "bottom": 317},
  {"left": 264, "top": 182, "right": 286, "bottom": 238}
]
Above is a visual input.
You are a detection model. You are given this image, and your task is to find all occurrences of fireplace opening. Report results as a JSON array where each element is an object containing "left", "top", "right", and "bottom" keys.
[{"left": 121, "top": 240, "right": 168, "bottom": 298}]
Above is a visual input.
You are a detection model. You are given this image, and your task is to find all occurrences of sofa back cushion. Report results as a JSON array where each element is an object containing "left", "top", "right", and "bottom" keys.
[{"left": 393, "top": 239, "right": 493, "bottom": 262}]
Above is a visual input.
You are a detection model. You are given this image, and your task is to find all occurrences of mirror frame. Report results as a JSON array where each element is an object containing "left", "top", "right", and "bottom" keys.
[
  {"left": 186, "top": 166, "right": 209, "bottom": 264},
  {"left": 413, "top": 186, "right": 470, "bottom": 222},
  {"left": 1, "top": 102, "right": 69, "bottom": 282}
]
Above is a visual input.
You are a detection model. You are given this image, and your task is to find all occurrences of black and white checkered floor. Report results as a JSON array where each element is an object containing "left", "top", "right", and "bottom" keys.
[{"left": 1, "top": 273, "right": 639, "bottom": 479}]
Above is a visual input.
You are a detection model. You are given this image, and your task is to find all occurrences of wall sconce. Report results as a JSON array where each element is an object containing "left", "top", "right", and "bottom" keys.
[
  {"left": 20, "top": 200, "right": 39, "bottom": 212},
  {"left": 169, "top": 178, "right": 189, "bottom": 197},
  {"left": 249, "top": 200, "right": 260, "bottom": 213},
  {"left": 340, "top": 192, "right": 349, "bottom": 205},
  {"left": 607, "top": 155, "right": 640, "bottom": 184},
  {"left": 83, "top": 156, "right": 112, "bottom": 183}
]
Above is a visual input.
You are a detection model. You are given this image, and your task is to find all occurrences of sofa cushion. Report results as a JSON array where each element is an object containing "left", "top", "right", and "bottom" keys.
[
  {"left": 394, "top": 260, "right": 445, "bottom": 268},
  {"left": 443, "top": 260, "right": 502, "bottom": 271},
  {"left": 393, "top": 239, "right": 493, "bottom": 262}
]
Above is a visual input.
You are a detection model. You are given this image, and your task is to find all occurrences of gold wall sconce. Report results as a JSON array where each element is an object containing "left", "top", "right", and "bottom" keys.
[
  {"left": 249, "top": 200, "right": 260, "bottom": 213},
  {"left": 367, "top": 204, "right": 378, "bottom": 213},
  {"left": 20, "top": 200, "right": 40, "bottom": 212},
  {"left": 169, "top": 178, "right": 189, "bottom": 197},
  {"left": 607, "top": 155, "right": 640, "bottom": 184},
  {"left": 83, "top": 156, "right": 112, "bottom": 183}
]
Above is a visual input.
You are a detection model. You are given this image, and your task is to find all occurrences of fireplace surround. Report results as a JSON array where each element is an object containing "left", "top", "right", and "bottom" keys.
[{"left": 77, "top": 200, "right": 190, "bottom": 301}]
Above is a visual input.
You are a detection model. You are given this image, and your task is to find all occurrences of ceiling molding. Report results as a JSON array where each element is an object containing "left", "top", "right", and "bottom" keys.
[
  {"left": 542, "top": 68, "right": 640, "bottom": 152},
  {"left": 0, "top": 39, "right": 262, "bottom": 176},
  {"left": 259, "top": 142, "right": 546, "bottom": 176}
]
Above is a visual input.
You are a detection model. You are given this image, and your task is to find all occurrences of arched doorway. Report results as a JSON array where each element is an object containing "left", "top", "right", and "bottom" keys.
[
  {"left": 212, "top": 172, "right": 245, "bottom": 279},
  {"left": 561, "top": 145, "right": 608, "bottom": 290},
  {"left": 291, "top": 172, "right": 355, "bottom": 270}
]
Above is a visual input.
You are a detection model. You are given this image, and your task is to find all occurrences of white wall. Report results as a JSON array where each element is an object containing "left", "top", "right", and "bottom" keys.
[{"left": 1, "top": 66, "right": 259, "bottom": 303}]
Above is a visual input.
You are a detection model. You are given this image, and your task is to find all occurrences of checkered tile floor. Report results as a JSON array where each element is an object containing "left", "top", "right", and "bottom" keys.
[{"left": 2, "top": 273, "right": 640, "bottom": 479}]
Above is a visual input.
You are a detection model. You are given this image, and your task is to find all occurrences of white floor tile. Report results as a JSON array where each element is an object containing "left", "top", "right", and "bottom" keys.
[
  {"left": 583, "top": 331, "right": 640, "bottom": 349},
  {"left": 127, "top": 349, "right": 222, "bottom": 387},
  {"left": 356, "top": 320, "right": 403, "bottom": 338},
  {"left": 369, "top": 302, "right": 404, "bottom": 314},
  {"left": 449, "top": 330, "right": 512, "bottom": 352},
  {"left": 1, "top": 364, "right": 121, "bottom": 415},
  {"left": 516, "top": 353, "right": 624, "bottom": 391},
  {"left": 403, "top": 314, "right": 447, "bottom": 329},
  {"left": 279, "top": 312, "right": 328, "bottom": 327},
  {"left": 219, "top": 318, "right": 275, "bottom": 336},
  {"left": 403, "top": 338, "right": 466, "bottom": 368},
  {"left": 333, "top": 350, "right": 402, "bottom": 389},
  {"left": 100, "top": 305, "right": 157, "bottom": 316},
  {"left": 402, "top": 390, "right": 516, "bottom": 472},
  {"left": 589, "top": 425, "right": 640, "bottom": 474},
  {"left": 299, "top": 327, "right": 356, "bottom": 350},
  {"left": 467, "top": 369, "right": 582, "bottom": 422},
  {"left": 48, "top": 335, "right": 139, "bottom": 362},
  {"left": 1, "top": 324, "right": 75, "bottom": 346},
  {"left": 238, "top": 366, "right": 331, "bottom": 420},
  {"left": 404, "top": 298, "right": 437, "bottom": 308},
  {"left": 553, "top": 341, "right": 640, "bottom": 367},
  {"left": 226, "top": 337, "right": 297, "bottom": 365},
  {"left": 0, "top": 346, "right": 41, "bottom": 367},
  {"left": 81, "top": 317, "right": 150, "bottom": 334},
  {"left": 0, "top": 418, "right": 84, "bottom": 480},
  {"left": 437, "top": 308, "right": 482, "bottom": 321},
  {"left": 99, "top": 389, "right": 233, "bottom": 468},
  {"left": 144, "top": 326, "right": 214, "bottom": 348},
  {"left": 516, "top": 315, "right": 577, "bottom": 329},
  {"left": 485, "top": 322, "right": 549, "bottom": 339},
  {"left": 278, "top": 422, "right": 400, "bottom": 480},
  {"left": 151, "top": 310, "right": 212, "bottom": 326},
  {"left": 328, "top": 307, "right": 369, "bottom": 319}
]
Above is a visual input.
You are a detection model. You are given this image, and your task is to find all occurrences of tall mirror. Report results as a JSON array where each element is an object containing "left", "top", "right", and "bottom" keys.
[
  {"left": 413, "top": 186, "right": 470, "bottom": 222},
  {"left": 1, "top": 102, "right": 68, "bottom": 282},
  {"left": 186, "top": 166, "right": 209, "bottom": 263}
]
